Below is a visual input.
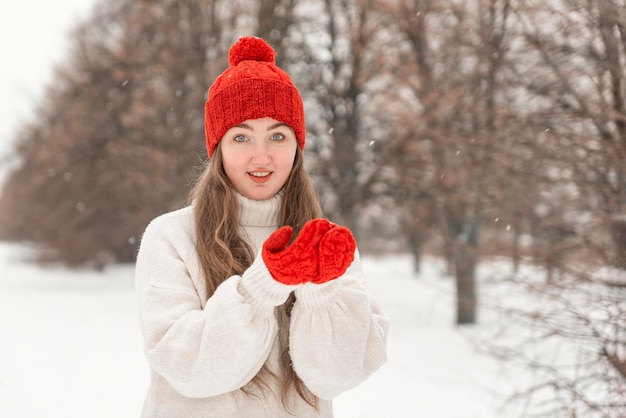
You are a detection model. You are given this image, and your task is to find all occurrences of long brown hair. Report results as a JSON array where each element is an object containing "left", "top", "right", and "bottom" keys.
[{"left": 189, "top": 143, "right": 323, "bottom": 410}]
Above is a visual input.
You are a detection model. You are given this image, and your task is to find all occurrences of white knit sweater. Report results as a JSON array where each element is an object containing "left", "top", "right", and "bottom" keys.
[{"left": 135, "top": 193, "right": 389, "bottom": 417}]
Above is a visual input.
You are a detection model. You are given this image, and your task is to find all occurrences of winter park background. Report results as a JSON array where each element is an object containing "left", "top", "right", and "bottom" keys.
[
  {"left": 0, "top": 3, "right": 501, "bottom": 416},
  {"left": 1, "top": 1, "right": 625, "bottom": 417}
]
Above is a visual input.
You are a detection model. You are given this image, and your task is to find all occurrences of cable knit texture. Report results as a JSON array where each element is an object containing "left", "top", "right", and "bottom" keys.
[
  {"left": 316, "top": 225, "right": 356, "bottom": 283},
  {"left": 262, "top": 219, "right": 332, "bottom": 284},
  {"left": 262, "top": 219, "right": 356, "bottom": 285},
  {"left": 135, "top": 193, "right": 389, "bottom": 417}
]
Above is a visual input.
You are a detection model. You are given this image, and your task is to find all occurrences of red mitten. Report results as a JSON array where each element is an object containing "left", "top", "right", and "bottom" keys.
[
  {"left": 262, "top": 219, "right": 333, "bottom": 285},
  {"left": 315, "top": 226, "right": 356, "bottom": 284}
]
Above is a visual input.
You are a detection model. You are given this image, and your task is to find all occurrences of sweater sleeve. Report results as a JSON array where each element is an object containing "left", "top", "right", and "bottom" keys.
[
  {"left": 135, "top": 215, "right": 294, "bottom": 399},
  {"left": 289, "top": 250, "right": 390, "bottom": 400}
]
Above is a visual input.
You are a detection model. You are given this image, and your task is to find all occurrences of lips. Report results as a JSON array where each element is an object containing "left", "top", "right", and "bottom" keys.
[{"left": 248, "top": 171, "right": 272, "bottom": 184}]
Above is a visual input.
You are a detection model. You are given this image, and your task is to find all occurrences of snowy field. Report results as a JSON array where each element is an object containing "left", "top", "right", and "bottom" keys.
[{"left": 0, "top": 242, "right": 510, "bottom": 418}]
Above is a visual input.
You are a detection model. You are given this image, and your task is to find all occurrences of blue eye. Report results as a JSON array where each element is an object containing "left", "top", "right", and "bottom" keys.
[
  {"left": 234, "top": 135, "right": 247, "bottom": 143},
  {"left": 271, "top": 133, "right": 284, "bottom": 141}
]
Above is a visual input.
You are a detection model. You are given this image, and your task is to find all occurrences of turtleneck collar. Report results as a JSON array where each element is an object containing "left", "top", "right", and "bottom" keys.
[{"left": 237, "top": 192, "right": 282, "bottom": 227}]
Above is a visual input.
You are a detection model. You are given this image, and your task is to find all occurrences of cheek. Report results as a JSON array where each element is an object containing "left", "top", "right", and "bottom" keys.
[
  {"left": 278, "top": 147, "right": 297, "bottom": 170},
  {"left": 221, "top": 154, "right": 242, "bottom": 179},
  {"left": 280, "top": 156, "right": 296, "bottom": 172}
]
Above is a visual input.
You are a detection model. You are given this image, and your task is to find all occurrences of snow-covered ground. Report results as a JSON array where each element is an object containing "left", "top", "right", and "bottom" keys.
[{"left": 0, "top": 242, "right": 509, "bottom": 417}]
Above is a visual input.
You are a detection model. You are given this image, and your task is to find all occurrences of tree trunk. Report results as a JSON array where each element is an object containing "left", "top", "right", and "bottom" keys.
[
  {"left": 611, "top": 217, "right": 626, "bottom": 269},
  {"left": 453, "top": 216, "right": 480, "bottom": 325},
  {"left": 454, "top": 247, "right": 477, "bottom": 324},
  {"left": 408, "top": 230, "right": 422, "bottom": 274}
]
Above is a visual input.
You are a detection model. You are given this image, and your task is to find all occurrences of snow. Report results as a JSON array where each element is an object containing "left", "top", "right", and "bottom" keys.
[{"left": 0, "top": 242, "right": 508, "bottom": 417}]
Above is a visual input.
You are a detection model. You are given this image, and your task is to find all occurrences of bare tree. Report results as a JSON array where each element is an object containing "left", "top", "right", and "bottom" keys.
[
  {"left": 291, "top": 0, "right": 395, "bottom": 237},
  {"left": 387, "top": 0, "right": 516, "bottom": 324},
  {"left": 511, "top": 0, "right": 626, "bottom": 269},
  {"left": 471, "top": 1, "right": 626, "bottom": 415}
]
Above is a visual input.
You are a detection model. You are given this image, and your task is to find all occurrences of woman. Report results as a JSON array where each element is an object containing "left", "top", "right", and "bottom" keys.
[{"left": 136, "top": 36, "right": 389, "bottom": 417}]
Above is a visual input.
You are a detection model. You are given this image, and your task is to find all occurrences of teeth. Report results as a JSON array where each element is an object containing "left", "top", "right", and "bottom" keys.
[{"left": 249, "top": 172, "right": 270, "bottom": 177}]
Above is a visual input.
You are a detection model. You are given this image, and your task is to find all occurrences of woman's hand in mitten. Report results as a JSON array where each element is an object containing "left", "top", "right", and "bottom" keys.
[
  {"left": 262, "top": 219, "right": 333, "bottom": 285},
  {"left": 314, "top": 225, "right": 356, "bottom": 284}
]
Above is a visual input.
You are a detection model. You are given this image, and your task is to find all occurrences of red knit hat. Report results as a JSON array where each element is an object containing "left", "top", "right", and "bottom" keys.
[{"left": 204, "top": 37, "right": 306, "bottom": 158}]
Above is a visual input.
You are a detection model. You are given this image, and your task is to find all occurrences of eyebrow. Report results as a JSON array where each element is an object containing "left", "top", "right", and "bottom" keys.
[{"left": 234, "top": 122, "right": 289, "bottom": 131}]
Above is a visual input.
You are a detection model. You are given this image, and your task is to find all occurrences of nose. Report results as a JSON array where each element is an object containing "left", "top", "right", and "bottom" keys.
[{"left": 251, "top": 141, "right": 271, "bottom": 165}]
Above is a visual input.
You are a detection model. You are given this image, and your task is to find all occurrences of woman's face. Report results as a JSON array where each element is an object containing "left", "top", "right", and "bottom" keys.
[{"left": 220, "top": 117, "right": 298, "bottom": 201}]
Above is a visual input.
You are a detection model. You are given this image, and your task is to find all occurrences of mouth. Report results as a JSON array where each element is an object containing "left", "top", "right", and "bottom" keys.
[{"left": 248, "top": 171, "right": 273, "bottom": 183}]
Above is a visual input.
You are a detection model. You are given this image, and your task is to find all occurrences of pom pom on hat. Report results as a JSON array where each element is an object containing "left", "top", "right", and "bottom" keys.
[
  {"left": 204, "top": 37, "right": 306, "bottom": 158},
  {"left": 228, "top": 36, "right": 276, "bottom": 66}
]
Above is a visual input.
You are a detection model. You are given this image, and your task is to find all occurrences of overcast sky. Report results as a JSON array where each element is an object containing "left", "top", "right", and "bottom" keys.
[{"left": 0, "top": 0, "right": 98, "bottom": 154}]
